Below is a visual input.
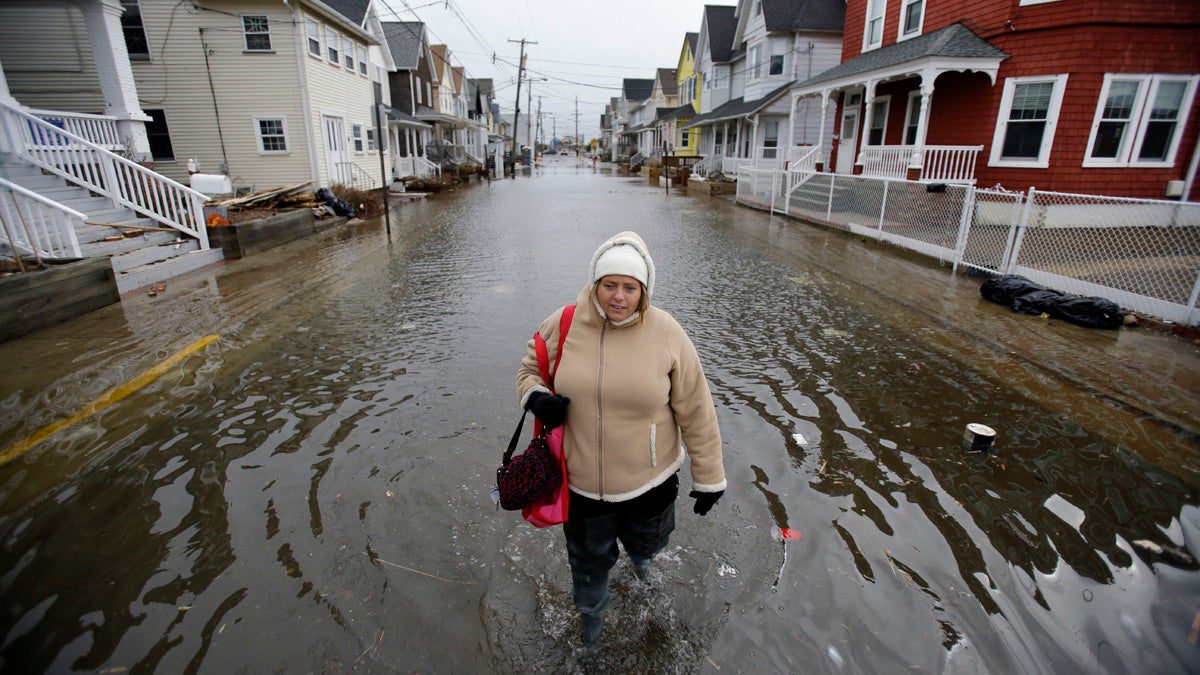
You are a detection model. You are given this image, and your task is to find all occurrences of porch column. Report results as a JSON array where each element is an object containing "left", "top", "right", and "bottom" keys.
[
  {"left": 817, "top": 90, "right": 830, "bottom": 171},
  {"left": 787, "top": 92, "right": 799, "bottom": 155},
  {"left": 908, "top": 74, "right": 936, "bottom": 180},
  {"left": 855, "top": 79, "right": 879, "bottom": 174},
  {"left": 81, "top": 0, "right": 153, "bottom": 162},
  {"left": 0, "top": 58, "right": 15, "bottom": 106}
]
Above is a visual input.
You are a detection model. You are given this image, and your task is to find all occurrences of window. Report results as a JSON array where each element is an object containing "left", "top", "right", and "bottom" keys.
[
  {"left": 367, "top": 128, "right": 377, "bottom": 152},
  {"left": 352, "top": 124, "right": 364, "bottom": 152},
  {"left": 343, "top": 37, "right": 355, "bottom": 69},
  {"left": 763, "top": 120, "right": 779, "bottom": 158},
  {"left": 899, "top": 0, "right": 924, "bottom": 39},
  {"left": 326, "top": 27, "right": 339, "bottom": 64},
  {"left": 416, "top": 77, "right": 423, "bottom": 105},
  {"left": 305, "top": 19, "right": 321, "bottom": 56},
  {"left": 712, "top": 66, "right": 726, "bottom": 90},
  {"left": 864, "top": 0, "right": 886, "bottom": 51},
  {"left": 989, "top": 74, "right": 1069, "bottom": 168},
  {"left": 903, "top": 91, "right": 921, "bottom": 145},
  {"left": 359, "top": 46, "right": 368, "bottom": 75},
  {"left": 119, "top": 0, "right": 149, "bottom": 59},
  {"left": 681, "top": 129, "right": 690, "bottom": 147},
  {"left": 748, "top": 44, "right": 763, "bottom": 80},
  {"left": 868, "top": 97, "right": 889, "bottom": 145},
  {"left": 768, "top": 39, "right": 786, "bottom": 76},
  {"left": 1085, "top": 74, "right": 1198, "bottom": 167},
  {"left": 242, "top": 14, "right": 271, "bottom": 52},
  {"left": 256, "top": 117, "right": 289, "bottom": 153},
  {"left": 143, "top": 109, "right": 174, "bottom": 161}
]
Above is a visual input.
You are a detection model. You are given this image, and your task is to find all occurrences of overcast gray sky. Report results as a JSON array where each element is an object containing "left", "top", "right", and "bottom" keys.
[{"left": 374, "top": 0, "right": 723, "bottom": 142}]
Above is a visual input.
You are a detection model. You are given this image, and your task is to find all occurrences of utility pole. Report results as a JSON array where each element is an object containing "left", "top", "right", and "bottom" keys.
[
  {"left": 575, "top": 96, "right": 580, "bottom": 151},
  {"left": 506, "top": 38, "right": 535, "bottom": 178}
]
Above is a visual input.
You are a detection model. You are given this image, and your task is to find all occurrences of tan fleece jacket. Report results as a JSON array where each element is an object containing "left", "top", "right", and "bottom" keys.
[{"left": 516, "top": 236, "right": 726, "bottom": 501}]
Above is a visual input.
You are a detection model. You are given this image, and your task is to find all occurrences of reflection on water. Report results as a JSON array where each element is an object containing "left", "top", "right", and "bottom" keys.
[{"left": 0, "top": 158, "right": 1197, "bottom": 673}]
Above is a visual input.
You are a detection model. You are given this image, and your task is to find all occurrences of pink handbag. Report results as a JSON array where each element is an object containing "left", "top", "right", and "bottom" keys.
[{"left": 522, "top": 305, "right": 575, "bottom": 528}]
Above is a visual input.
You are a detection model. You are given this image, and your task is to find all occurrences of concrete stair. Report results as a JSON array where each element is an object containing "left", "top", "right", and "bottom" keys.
[{"left": 1, "top": 157, "right": 224, "bottom": 294}]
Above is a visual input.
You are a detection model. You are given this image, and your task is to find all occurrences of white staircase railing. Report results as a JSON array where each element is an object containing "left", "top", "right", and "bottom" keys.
[
  {"left": 693, "top": 155, "right": 722, "bottom": 178},
  {"left": 0, "top": 101, "right": 209, "bottom": 249},
  {"left": 414, "top": 156, "right": 441, "bottom": 178},
  {"left": 0, "top": 177, "right": 83, "bottom": 259},
  {"left": 337, "top": 162, "right": 377, "bottom": 191},
  {"left": 785, "top": 145, "right": 822, "bottom": 196}
]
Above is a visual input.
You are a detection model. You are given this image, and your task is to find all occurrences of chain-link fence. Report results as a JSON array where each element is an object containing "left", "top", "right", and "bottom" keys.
[
  {"left": 739, "top": 169, "right": 1200, "bottom": 325},
  {"left": 1009, "top": 189, "right": 1200, "bottom": 323}
]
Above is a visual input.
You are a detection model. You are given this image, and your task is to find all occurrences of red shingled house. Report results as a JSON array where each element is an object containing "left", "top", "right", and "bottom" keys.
[{"left": 790, "top": 0, "right": 1200, "bottom": 200}]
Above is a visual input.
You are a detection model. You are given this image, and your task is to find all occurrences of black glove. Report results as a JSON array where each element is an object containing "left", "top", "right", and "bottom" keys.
[
  {"left": 526, "top": 391, "right": 570, "bottom": 429},
  {"left": 690, "top": 490, "right": 723, "bottom": 516}
]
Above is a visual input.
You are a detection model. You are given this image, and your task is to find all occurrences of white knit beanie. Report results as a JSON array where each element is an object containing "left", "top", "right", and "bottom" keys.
[{"left": 593, "top": 244, "right": 648, "bottom": 288}]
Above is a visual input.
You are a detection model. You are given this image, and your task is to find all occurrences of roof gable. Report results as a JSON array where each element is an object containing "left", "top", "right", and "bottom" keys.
[
  {"left": 623, "top": 78, "right": 654, "bottom": 101},
  {"left": 763, "top": 0, "right": 845, "bottom": 33},
  {"left": 798, "top": 22, "right": 1008, "bottom": 89},
  {"left": 321, "top": 0, "right": 371, "bottom": 27},
  {"left": 382, "top": 21, "right": 427, "bottom": 70},
  {"left": 705, "top": 5, "right": 738, "bottom": 63}
]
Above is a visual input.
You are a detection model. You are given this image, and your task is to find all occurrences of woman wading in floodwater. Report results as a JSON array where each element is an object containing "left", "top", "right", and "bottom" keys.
[{"left": 516, "top": 231, "right": 727, "bottom": 645}]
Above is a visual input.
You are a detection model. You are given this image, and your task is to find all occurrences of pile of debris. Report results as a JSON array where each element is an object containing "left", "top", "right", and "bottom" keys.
[{"left": 208, "top": 181, "right": 323, "bottom": 223}]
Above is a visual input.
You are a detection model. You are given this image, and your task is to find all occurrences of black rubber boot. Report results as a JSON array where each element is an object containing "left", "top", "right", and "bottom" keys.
[{"left": 581, "top": 611, "right": 604, "bottom": 644}]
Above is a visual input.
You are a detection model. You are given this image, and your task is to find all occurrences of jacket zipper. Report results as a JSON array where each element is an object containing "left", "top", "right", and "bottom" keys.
[{"left": 596, "top": 321, "right": 606, "bottom": 498}]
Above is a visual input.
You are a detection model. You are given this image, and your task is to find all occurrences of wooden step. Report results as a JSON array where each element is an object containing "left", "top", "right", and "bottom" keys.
[{"left": 115, "top": 248, "right": 225, "bottom": 295}]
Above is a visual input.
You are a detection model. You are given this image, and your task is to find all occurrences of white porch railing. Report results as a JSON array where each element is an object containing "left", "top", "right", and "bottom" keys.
[
  {"left": 859, "top": 146, "right": 911, "bottom": 180},
  {"left": 0, "top": 101, "right": 209, "bottom": 248},
  {"left": 27, "top": 108, "right": 123, "bottom": 151},
  {"left": 721, "top": 156, "right": 752, "bottom": 174},
  {"left": 921, "top": 145, "right": 982, "bottom": 185},
  {"left": 0, "top": 177, "right": 83, "bottom": 259},
  {"left": 859, "top": 145, "right": 982, "bottom": 184}
]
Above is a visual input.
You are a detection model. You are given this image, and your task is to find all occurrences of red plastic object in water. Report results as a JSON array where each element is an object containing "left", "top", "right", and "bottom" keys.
[{"left": 779, "top": 527, "right": 802, "bottom": 541}]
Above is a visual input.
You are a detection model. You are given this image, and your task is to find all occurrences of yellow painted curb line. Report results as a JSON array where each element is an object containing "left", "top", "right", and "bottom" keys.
[{"left": 0, "top": 334, "right": 220, "bottom": 468}]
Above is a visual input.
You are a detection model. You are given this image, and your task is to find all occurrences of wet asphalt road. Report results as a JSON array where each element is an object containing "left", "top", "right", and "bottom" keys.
[{"left": 0, "top": 156, "right": 1198, "bottom": 673}]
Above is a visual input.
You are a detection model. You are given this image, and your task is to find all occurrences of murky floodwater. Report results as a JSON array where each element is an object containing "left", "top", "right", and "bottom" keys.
[{"left": 1, "top": 157, "right": 1198, "bottom": 673}]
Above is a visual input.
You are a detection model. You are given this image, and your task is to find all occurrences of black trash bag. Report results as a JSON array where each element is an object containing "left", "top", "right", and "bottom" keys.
[
  {"left": 1049, "top": 296, "right": 1125, "bottom": 329},
  {"left": 980, "top": 275, "right": 1044, "bottom": 306},
  {"left": 315, "top": 187, "right": 356, "bottom": 218},
  {"left": 1012, "top": 289, "right": 1065, "bottom": 315}
]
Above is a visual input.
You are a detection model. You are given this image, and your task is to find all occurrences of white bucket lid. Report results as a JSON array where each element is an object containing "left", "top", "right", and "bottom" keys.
[{"left": 966, "top": 423, "right": 996, "bottom": 437}]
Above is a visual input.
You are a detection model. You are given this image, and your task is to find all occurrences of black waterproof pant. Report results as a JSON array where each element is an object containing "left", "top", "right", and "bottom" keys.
[{"left": 562, "top": 474, "right": 678, "bottom": 622}]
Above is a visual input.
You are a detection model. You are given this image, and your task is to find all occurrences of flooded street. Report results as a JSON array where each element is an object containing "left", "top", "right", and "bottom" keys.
[{"left": 1, "top": 157, "right": 1199, "bottom": 673}]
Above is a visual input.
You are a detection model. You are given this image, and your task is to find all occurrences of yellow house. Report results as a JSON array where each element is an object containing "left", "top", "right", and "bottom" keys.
[{"left": 672, "top": 32, "right": 701, "bottom": 156}]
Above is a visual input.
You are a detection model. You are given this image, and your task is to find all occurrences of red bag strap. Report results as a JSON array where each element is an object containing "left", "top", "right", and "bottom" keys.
[{"left": 534, "top": 305, "right": 576, "bottom": 393}]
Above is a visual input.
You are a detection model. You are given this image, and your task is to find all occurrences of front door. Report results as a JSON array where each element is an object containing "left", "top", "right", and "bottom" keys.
[
  {"left": 836, "top": 103, "right": 860, "bottom": 175},
  {"left": 323, "top": 115, "right": 350, "bottom": 185}
]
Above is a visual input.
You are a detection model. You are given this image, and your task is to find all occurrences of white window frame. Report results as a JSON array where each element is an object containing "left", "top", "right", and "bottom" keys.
[
  {"left": 748, "top": 43, "right": 762, "bottom": 81},
  {"left": 903, "top": 91, "right": 921, "bottom": 145},
  {"left": 768, "top": 39, "right": 786, "bottom": 77},
  {"left": 326, "top": 27, "right": 340, "bottom": 64},
  {"left": 864, "top": 0, "right": 887, "bottom": 52},
  {"left": 352, "top": 124, "right": 364, "bottom": 152},
  {"left": 358, "top": 46, "right": 369, "bottom": 76},
  {"left": 343, "top": 37, "right": 355, "bottom": 70},
  {"left": 367, "top": 128, "right": 377, "bottom": 152},
  {"left": 868, "top": 95, "right": 890, "bottom": 146},
  {"left": 989, "top": 73, "right": 1069, "bottom": 169},
  {"left": 898, "top": 0, "right": 924, "bottom": 41},
  {"left": 712, "top": 66, "right": 726, "bottom": 90},
  {"left": 305, "top": 18, "right": 321, "bottom": 57},
  {"left": 255, "top": 116, "right": 289, "bottom": 154},
  {"left": 241, "top": 14, "right": 272, "bottom": 52},
  {"left": 1083, "top": 73, "right": 1198, "bottom": 168}
]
